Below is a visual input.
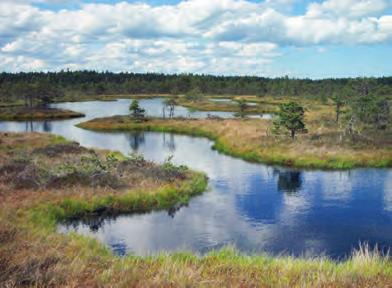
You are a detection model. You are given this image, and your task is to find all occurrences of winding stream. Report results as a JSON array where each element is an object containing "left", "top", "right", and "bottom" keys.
[{"left": 1, "top": 98, "right": 391, "bottom": 259}]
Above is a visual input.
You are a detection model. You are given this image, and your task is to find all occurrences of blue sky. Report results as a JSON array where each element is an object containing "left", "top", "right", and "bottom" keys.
[{"left": 0, "top": 0, "right": 391, "bottom": 78}]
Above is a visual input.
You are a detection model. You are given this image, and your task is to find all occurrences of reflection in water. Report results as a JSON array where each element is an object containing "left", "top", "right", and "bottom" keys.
[
  {"left": 321, "top": 171, "right": 353, "bottom": 202},
  {"left": 42, "top": 121, "right": 52, "bottom": 132},
  {"left": 383, "top": 171, "right": 392, "bottom": 212},
  {"left": 20, "top": 120, "right": 53, "bottom": 132},
  {"left": 128, "top": 132, "right": 145, "bottom": 151},
  {"left": 274, "top": 169, "right": 302, "bottom": 194},
  {"left": 163, "top": 133, "right": 176, "bottom": 152},
  {"left": 76, "top": 216, "right": 108, "bottom": 232},
  {"left": 69, "top": 199, "right": 186, "bottom": 235},
  {"left": 25, "top": 121, "right": 32, "bottom": 132},
  {"left": 1, "top": 98, "right": 391, "bottom": 259}
]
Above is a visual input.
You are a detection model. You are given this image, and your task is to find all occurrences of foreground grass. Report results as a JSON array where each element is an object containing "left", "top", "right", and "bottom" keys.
[
  {"left": 0, "top": 107, "right": 85, "bottom": 120},
  {"left": 1, "top": 133, "right": 391, "bottom": 287},
  {"left": 2, "top": 220, "right": 392, "bottom": 287},
  {"left": 78, "top": 116, "right": 392, "bottom": 169}
]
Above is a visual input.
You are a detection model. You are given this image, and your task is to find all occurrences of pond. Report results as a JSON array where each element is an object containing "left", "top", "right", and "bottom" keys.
[{"left": 1, "top": 98, "right": 391, "bottom": 259}]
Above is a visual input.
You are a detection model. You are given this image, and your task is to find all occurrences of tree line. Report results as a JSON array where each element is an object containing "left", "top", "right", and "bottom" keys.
[{"left": 0, "top": 71, "right": 391, "bottom": 105}]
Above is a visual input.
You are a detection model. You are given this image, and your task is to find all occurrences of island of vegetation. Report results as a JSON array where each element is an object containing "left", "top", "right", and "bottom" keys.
[
  {"left": 1, "top": 132, "right": 391, "bottom": 287},
  {"left": 79, "top": 94, "right": 392, "bottom": 169},
  {"left": 0, "top": 106, "right": 85, "bottom": 121}
]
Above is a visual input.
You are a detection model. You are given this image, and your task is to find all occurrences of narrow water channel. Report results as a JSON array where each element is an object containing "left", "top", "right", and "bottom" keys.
[{"left": 1, "top": 98, "right": 391, "bottom": 259}]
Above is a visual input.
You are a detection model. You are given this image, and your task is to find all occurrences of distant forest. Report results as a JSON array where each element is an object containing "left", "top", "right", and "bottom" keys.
[{"left": 1, "top": 71, "right": 391, "bottom": 104}]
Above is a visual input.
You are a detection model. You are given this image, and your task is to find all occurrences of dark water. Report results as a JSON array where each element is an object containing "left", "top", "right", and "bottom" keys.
[{"left": 1, "top": 99, "right": 391, "bottom": 259}]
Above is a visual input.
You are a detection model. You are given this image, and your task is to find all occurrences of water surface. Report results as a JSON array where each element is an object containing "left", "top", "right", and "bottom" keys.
[{"left": 1, "top": 98, "right": 391, "bottom": 259}]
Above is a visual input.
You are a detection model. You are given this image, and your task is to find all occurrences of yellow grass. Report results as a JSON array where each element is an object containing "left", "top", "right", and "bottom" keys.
[
  {"left": 79, "top": 116, "right": 392, "bottom": 169},
  {"left": 0, "top": 107, "right": 85, "bottom": 120}
]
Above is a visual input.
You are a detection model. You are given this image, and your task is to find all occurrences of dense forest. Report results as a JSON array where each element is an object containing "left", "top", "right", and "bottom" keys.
[{"left": 1, "top": 71, "right": 392, "bottom": 104}]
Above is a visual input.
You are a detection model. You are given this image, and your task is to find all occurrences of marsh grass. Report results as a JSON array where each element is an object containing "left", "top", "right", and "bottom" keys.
[
  {"left": 2, "top": 215, "right": 391, "bottom": 288},
  {"left": 0, "top": 132, "right": 210, "bottom": 286},
  {"left": 79, "top": 116, "right": 392, "bottom": 169},
  {"left": 0, "top": 107, "right": 85, "bottom": 120},
  {"left": 1, "top": 132, "right": 391, "bottom": 287},
  {"left": 177, "top": 98, "right": 278, "bottom": 114},
  {"left": 177, "top": 95, "right": 332, "bottom": 116}
]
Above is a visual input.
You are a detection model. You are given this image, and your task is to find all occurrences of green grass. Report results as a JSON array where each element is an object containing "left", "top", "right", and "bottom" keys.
[{"left": 29, "top": 172, "right": 208, "bottom": 229}]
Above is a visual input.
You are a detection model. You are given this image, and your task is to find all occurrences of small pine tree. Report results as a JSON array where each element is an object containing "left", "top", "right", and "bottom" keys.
[
  {"left": 129, "top": 100, "right": 145, "bottom": 119},
  {"left": 273, "top": 102, "right": 306, "bottom": 139},
  {"left": 235, "top": 99, "right": 248, "bottom": 118},
  {"left": 164, "top": 98, "right": 177, "bottom": 118},
  {"left": 330, "top": 93, "right": 345, "bottom": 124}
]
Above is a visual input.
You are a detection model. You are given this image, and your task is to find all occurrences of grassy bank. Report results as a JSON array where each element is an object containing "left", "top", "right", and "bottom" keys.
[
  {"left": 0, "top": 107, "right": 85, "bottom": 120},
  {"left": 1, "top": 133, "right": 392, "bottom": 287},
  {"left": 176, "top": 95, "right": 331, "bottom": 115},
  {"left": 177, "top": 98, "right": 278, "bottom": 114},
  {"left": 78, "top": 116, "right": 392, "bottom": 169}
]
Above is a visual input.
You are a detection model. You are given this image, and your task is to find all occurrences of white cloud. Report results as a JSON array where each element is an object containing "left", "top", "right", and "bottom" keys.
[
  {"left": 0, "top": 54, "right": 46, "bottom": 71},
  {"left": 0, "top": 0, "right": 391, "bottom": 73},
  {"left": 306, "top": 0, "right": 390, "bottom": 18}
]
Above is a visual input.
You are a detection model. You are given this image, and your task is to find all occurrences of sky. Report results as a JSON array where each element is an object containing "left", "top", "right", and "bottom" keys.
[{"left": 0, "top": 0, "right": 391, "bottom": 78}]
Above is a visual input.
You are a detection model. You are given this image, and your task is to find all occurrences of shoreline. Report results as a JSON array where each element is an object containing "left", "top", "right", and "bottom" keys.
[
  {"left": 78, "top": 116, "right": 392, "bottom": 170},
  {"left": 0, "top": 107, "right": 85, "bottom": 121}
]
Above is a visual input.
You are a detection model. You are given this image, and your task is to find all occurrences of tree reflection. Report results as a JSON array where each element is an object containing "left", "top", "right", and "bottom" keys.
[
  {"left": 42, "top": 121, "right": 52, "bottom": 132},
  {"left": 25, "top": 121, "right": 34, "bottom": 132},
  {"left": 274, "top": 169, "right": 303, "bottom": 193},
  {"left": 111, "top": 241, "right": 127, "bottom": 256},
  {"left": 162, "top": 133, "right": 176, "bottom": 152},
  {"left": 66, "top": 214, "right": 117, "bottom": 232},
  {"left": 128, "top": 132, "right": 145, "bottom": 151}
]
